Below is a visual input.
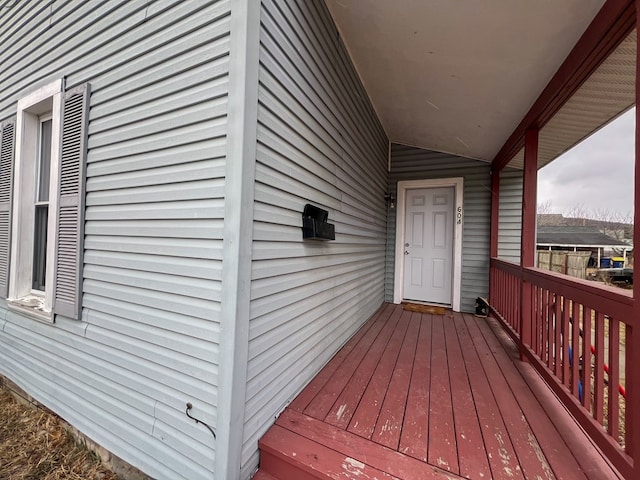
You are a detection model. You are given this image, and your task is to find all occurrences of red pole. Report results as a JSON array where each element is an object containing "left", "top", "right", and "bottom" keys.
[
  {"left": 489, "top": 168, "right": 500, "bottom": 306},
  {"left": 630, "top": 0, "right": 640, "bottom": 465},
  {"left": 521, "top": 129, "right": 538, "bottom": 268},
  {"left": 519, "top": 129, "right": 538, "bottom": 359},
  {"left": 490, "top": 168, "right": 500, "bottom": 259}
]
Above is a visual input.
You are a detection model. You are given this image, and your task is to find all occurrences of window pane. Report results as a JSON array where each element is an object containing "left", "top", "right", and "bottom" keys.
[
  {"left": 38, "top": 119, "right": 52, "bottom": 202},
  {"left": 32, "top": 205, "right": 48, "bottom": 291}
]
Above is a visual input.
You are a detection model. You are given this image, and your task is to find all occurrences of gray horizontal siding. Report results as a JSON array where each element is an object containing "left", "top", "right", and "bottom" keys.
[
  {"left": 0, "top": 1, "right": 230, "bottom": 479},
  {"left": 243, "top": 0, "right": 388, "bottom": 476},
  {"left": 498, "top": 168, "right": 523, "bottom": 264},
  {"left": 386, "top": 144, "right": 491, "bottom": 313}
]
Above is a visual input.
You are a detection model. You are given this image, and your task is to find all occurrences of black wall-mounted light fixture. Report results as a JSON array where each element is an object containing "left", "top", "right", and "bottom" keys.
[
  {"left": 302, "top": 204, "right": 335, "bottom": 240},
  {"left": 385, "top": 193, "right": 396, "bottom": 209}
]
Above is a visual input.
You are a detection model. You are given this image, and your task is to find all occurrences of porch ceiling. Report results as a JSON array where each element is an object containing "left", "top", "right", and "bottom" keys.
[{"left": 324, "top": 0, "right": 607, "bottom": 163}]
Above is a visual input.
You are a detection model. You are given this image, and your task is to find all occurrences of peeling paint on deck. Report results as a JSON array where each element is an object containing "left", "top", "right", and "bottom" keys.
[
  {"left": 437, "top": 456, "right": 450, "bottom": 469},
  {"left": 527, "top": 432, "right": 555, "bottom": 479},
  {"left": 495, "top": 432, "right": 516, "bottom": 477},
  {"left": 381, "top": 419, "right": 397, "bottom": 434},
  {"left": 342, "top": 457, "right": 366, "bottom": 477}
]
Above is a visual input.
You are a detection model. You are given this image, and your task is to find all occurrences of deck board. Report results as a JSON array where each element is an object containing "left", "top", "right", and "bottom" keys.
[
  {"left": 289, "top": 303, "right": 387, "bottom": 413},
  {"left": 472, "top": 313, "right": 587, "bottom": 480},
  {"left": 455, "top": 312, "right": 524, "bottom": 480},
  {"left": 465, "top": 313, "right": 554, "bottom": 479},
  {"left": 398, "top": 311, "right": 432, "bottom": 462},
  {"left": 443, "top": 315, "right": 491, "bottom": 479},
  {"left": 372, "top": 310, "right": 419, "bottom": 450},
  {"left": 426, "top": 315, "right": 459, "bottom": 475},
  {"left": 302, "top": 304, "right": 398, "bottom": 419},
  {"left": 331, "top": 309, "right": 409, "bottom": 430},
  {"left": 348, "top": 310, "right": 411, "bottom": 438},
  {"left": 260, "top": 304, "right": 622, "bottom": 480}
]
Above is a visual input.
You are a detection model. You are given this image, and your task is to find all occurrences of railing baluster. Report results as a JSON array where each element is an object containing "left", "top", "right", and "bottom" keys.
[
  {"left": 497, "top": 269, "right": 501, "bottom": 317},
  {"left": 582, "top": 308, "right": 592, "bottom": 411},
  {"left": 571, "top": 300, "right": 580, "bottom": 398},
  {"left": 505, "top": 270, "right": 509, "bottom": 325},
  {"left": 555, "top": 295, "right": 562, "bottom": 377},
  {"left": 504, "top": 270, "right": 508, "bottom": 325},
  {"left": 508, "top": 271, "right": 512, "bottom": 327},
  {"left": 499, "top": 269, "right": 503, "bottom": 314},
  {"left": 513, "top": 276, "right": 517, "bottom": 332},
  {"left": 539, "top": 286, "right": 544, "bottom": 356},
  {"left": 531, "top": 286, "right": 544, "bottom": 357},
  {"left": 540, "top": 289, "right": 545, "bottom": 361},
  {"left": 514, "top": 279, "right": 520, "bottom": 336},
  {"left": 608, "top": 316, "right": 620, "bottom": 441},
  {"left": 516, "top": 274, "right": 520, "bottom": 329},
  {"left": 594, "top": 312, "right": 605, "bottom": 423},
  {"left": 535, "top": 286, "right": 541, "bottom": 355},
  {"left": 513, "top": 272, "right": 516, "bottom": 328},
  {"left": 562, "top": 297, "right": 570, "bottom": 386},
  {"left": 547, "top": 290, "right": 554, "bottom": 369},
  {"left": 625, "top": 323, "right": 632, "bottom": 455},
  {"left": 512, "top": 273, "right": 515, "bottom": 328}
]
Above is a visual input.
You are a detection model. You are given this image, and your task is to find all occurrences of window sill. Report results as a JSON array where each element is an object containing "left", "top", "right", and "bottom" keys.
[{"left": 7, "top": 295, "right": 52, "bottom": 323}]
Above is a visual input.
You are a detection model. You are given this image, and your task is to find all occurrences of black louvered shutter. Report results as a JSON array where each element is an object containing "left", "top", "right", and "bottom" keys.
[
  {"left": 0, "top": 121, "right": 15, "bottom": 299},
  {"left": 54, "top": 84, "right": 90, "bottom": 319}
]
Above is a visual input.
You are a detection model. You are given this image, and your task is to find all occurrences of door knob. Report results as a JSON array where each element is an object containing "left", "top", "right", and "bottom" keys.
[{"left": 404, "top": 250, "right": 409, "bottom": 255}]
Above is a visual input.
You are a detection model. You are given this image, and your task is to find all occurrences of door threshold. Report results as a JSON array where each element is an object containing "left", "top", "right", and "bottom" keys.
[
  {"left": 402, "top": 302, "right": 449, "bottom": 315},
  {"left": 401, "top": 300, "right": 451, "bottom": 308}
]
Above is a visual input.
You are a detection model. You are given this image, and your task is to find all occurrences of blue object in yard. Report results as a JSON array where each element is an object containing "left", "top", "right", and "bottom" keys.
[
  {"left": 568, "top": 344, "right": 584, "bottom": 403},
  {"left": 600, "top": 258, "right": 612, "bottom": 268},
  {"left": 579, "top": 379, "right": 583, "bottom": 403}
]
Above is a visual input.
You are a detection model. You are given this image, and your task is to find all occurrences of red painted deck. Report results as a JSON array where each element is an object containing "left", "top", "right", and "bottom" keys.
[{"left": 257, "top": 303, "right": 622, "bottom": 480}]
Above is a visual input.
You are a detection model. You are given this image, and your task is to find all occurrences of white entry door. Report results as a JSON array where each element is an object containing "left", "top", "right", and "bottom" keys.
[{"left": 402, "top": 187, "right": 454, "bottom": 305}]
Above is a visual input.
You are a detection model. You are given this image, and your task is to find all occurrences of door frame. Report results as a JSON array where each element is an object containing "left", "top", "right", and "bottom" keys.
[{"left": 393, "top": 178, "right": 464, "bottom": 311}]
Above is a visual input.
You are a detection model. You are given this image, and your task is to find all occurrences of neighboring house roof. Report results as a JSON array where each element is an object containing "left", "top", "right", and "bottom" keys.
[{"left": 537, "top": 226, "right": 630, "bottom": 247}]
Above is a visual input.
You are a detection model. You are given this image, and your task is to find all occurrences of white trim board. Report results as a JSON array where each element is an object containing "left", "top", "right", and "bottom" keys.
[
  {"left": 393, "top": 178, "right": 464, "bottom": 312},
  {"left": 216, "top": 1, "right": 261, "bottom": 478}
]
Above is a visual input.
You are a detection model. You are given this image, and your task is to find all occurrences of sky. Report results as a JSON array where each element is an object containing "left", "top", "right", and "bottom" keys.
[{"left": 537, "top": 108, "right": 635, "bottom": 222}]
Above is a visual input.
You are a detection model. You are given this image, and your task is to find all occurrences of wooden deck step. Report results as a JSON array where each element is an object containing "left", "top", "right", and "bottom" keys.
[
  {"left": 251, "top": 470, "right": 279, "bottom": 480},
  {"left": 259, "top": 409, "right": 466, "bottom": 480},
  {"left": 259, "top": 424, "right": 397, "bottom": 479}
]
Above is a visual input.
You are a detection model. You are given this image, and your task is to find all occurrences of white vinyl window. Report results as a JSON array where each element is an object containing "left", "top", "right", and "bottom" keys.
[{"left": 8, "top": 79, "right": 63, "bottom": 321}]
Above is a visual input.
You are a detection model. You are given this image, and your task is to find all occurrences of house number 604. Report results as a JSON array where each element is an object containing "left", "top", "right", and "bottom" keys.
[{"left": 457, "top": 207, "right": 462, "bottom": 224}]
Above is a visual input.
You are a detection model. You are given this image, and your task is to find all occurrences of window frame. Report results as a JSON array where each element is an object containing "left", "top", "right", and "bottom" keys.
[{"left": 8, "top": 79, "right": 63, "bottom": 321}]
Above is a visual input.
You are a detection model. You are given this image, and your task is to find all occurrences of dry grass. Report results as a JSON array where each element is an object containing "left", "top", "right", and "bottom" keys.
[
  {"left": 599, "top": 373, "right": 627, "bottom": 447},
  {"left": 0, "top": 386, "right": 121, "bottom": 480}
]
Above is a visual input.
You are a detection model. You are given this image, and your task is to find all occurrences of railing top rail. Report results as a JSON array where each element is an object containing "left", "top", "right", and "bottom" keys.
[
  {"left": 490, "top": 257, "right": 522, "bottom": 276},
  {"left": 491, "top": 257, "right": 634, "bottom": 326}
]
